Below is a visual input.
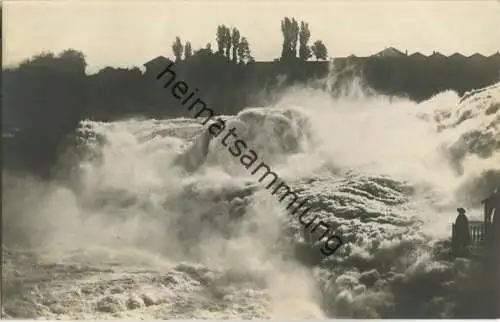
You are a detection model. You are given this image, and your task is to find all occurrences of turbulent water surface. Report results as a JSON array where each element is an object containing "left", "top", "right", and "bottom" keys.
[{"left": 3, "top": 80, "right": 500, "bottom": 319}]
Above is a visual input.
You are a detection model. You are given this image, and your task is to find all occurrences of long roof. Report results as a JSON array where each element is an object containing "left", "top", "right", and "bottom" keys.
[
  {"left": 144, "top": 55, "right": 169, "bottom": 66},
  {"left": 468, "top": 53, "right": 487, "bottom": 59},
  {"left": 449, "top": 52, "right": 466, "bottom": 59},
  {"left": 409, "top": 52, "right": 427, "bottom": 58},
  {"left": 374, "top": 47, "right": 405, "bottom": 57},
  {"left": 430, "top": 51, "right": 446, "bottom": 58},
  {"left": 481, "top": 189, "right": 500, "bottom": 205}
]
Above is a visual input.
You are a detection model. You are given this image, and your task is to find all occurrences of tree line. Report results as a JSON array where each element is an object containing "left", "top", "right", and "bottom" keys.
[
  {"left": 280, "top": 17, "right": 327, "bottom": 62},
  {"left": 170, "top": 17, "right": 328, "bottom": 63}
]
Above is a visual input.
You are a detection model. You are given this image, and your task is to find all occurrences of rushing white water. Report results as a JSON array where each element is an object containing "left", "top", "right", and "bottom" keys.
[{"left": 3, "top": 78, "right": 500, "bottom": 318}]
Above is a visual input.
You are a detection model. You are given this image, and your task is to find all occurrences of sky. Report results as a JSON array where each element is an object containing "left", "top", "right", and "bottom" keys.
[{"left": 4, "top": 0, "right": 500, "bottom": 73}]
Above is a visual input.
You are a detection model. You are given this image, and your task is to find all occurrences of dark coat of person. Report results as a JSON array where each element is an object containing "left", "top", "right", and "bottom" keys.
[{"left": 455, "top": 212, "right": 471, "bottom": 247}]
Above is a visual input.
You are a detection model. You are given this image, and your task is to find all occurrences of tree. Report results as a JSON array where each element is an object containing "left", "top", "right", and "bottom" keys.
[
  {"left": 280, "top": 17, "right": 292, "bottom": 60},
  {"left": 58, "top": 49, "right": 87, "bottom": 74},
  {"left": 280, "top": 17, "right": 300, "bottom": 61},
  {"left": 231, "top": 28, "right": 240, "bottom": 63},
  {"left": 224, "top": 27, "right": 232, "bottom": 59},
  {"left": 237, "top": 37, "right": 253, "bottom": 64},
  {"left": 311, "top": 40, "right": 328, "bottom": 61},
  {"left": 216, "top": 25, "right": 232, "bottom": 59},
  {"left": 184, "top": 41, "right": 192, "bottom": 59},
  {"left": 216, "top": 25, "right": 227, "bottom": 55},
  {"left": 172, "top": 37, "right": 184, "bottom": 62},
  {"left": 4, "top": 50, "right": 89, "bottom": 177},
  {"left": 298, "top": 21, "right": 312, "bottom": 61},
  {"left": 290, "top": 18, "right": 299, "bottom": 58}
]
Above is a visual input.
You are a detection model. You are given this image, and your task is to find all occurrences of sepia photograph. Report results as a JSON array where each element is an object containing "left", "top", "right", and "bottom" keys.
[{"left": 2, "top": 0, "right": 500, "bottom": 319}]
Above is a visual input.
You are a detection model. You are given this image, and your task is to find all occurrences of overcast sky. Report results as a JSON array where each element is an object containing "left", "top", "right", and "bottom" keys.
[{"left": 4, "top": 0, "right": 500, "bottom": 73}]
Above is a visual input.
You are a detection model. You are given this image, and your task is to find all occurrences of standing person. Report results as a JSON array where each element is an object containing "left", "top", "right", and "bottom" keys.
[{"left": 453, "top": 207, "right": 471, "bottom": 257}]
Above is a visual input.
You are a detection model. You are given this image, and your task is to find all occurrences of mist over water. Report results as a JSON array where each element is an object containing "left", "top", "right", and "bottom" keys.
[{"left": 3, "top": 68, "right": 500, "bottom": 318}]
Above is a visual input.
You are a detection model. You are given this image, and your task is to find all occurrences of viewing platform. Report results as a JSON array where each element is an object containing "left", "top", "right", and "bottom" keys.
[
  {"left": 451, "top": 189, "right": 499, "bottom": 259},
  {"left": 452, "top": 220, "right": 485, "bottom": 257},
  {"left": 450, "top": 188, "right": 500, "bottom": 317}
]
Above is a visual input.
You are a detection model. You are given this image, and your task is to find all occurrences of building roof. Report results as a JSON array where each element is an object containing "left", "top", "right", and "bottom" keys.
[
  {"left": 144, "top": 56, "right": 169, "bottom": 67},
  {"left": 409, "top": 52, "right": 427, "bottom": 59},
  {"left": 373, "top": 47, "right": 405, "bottom": 57},
  {"left": 481, "top": 189, "right": 500, "bottom": 205},
  {"left": 430, "top": 51, "right": 446, "bottom": 59},
  {"left": 468, "top": 53, "right": 487, "bottom": 59},
  {"left": 449, "top": 52, "right": 466, "bottom": 59},
  {"left": 489, "top": 52, "right": 500, "bottom": 59}
]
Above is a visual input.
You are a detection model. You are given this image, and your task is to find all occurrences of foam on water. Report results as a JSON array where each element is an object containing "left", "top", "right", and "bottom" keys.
[{"left": 3, "top": 76, "right": 500, "bottom": 318}]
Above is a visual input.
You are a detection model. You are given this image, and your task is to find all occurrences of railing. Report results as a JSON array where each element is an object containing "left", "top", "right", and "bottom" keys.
[
  {"left": 468, "top": 220, "right": 486, "bottom": 246},
  {"left": 451, "top": 220, "right": 487, "bottom": 257}
]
